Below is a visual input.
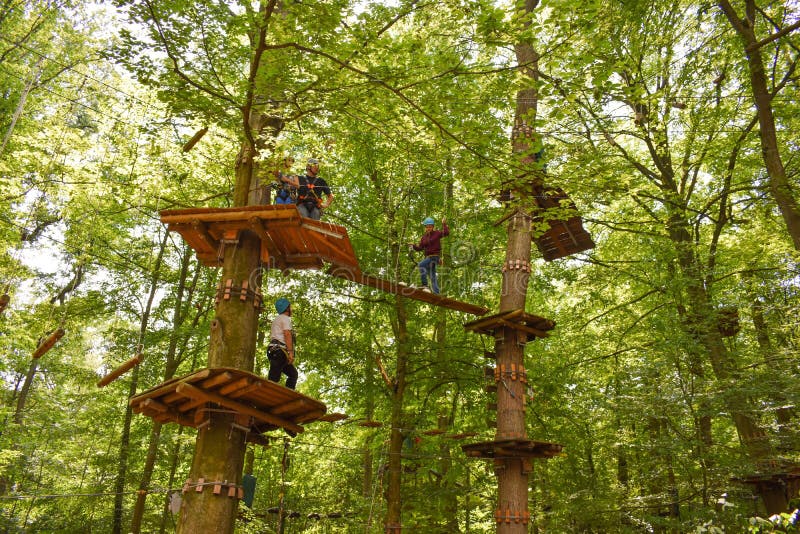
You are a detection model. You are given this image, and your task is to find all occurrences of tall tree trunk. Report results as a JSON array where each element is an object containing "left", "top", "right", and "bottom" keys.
[
  {"left": 718, "top": 0, "right": 800, "bottom": 250},
  {"left": 489, "top": 1, "right": 542, "bottom": 531},
  {"left": 159, "top": 426, "right": 185, "bottom": 534},
  {"left": 667, "top": 210, "right": 786, "bottom": 511},
  {"left": 111, "top": 229, "right": 170, "bottom": 534},
  {"left": 745, "top": 274, "right": 795, "bottom": 430},
  {"left": 130, "top": 246, "right": 197, "bottom": 534},
  {"left": 364, "top": 339, "right": 376, "bottom": 500},
  {"left": 175, "top": 140, "right": 262, "bottom": 533},
  {"left": 384, "top": 295, "right": 409, "bottom": 533}
]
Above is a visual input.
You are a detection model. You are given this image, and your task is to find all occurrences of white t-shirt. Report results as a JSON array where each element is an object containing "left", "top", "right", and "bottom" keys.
[{"left": 270, "top": 314, "right": 292, "bottom": 344}]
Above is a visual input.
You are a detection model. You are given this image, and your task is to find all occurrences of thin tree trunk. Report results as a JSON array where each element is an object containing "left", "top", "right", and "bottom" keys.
[
  {"left": 13, "top": 358, "right": 39, "bottom": 425},
  {"left": 364, "top": 340, "right": 376, "bottom": 500},
  {"left": 159, "top": 426, "right": 185, "bottom": 534},
  {"left": 0, "top": 56, "right": 43, "bottom": 157},
  {"left": 130, "top": 246, "right": 196, "bottom": 533},
  {"left": 277, "top": 438, "right": 290, "bottom": 534},
  {"left": 384, "top": 295, "right": 408, "bottom": 533},
  {"left": 745, "top": 274, "right": 795, "bottom": 429},
  {"left": 112, "top": 230, "right": 170, "bottom": 534}
]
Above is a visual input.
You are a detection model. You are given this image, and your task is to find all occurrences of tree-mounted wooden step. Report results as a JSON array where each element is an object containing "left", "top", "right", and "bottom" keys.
[
  {"left": 129, "top": 367, "right": 330, "bottom": 443},
  {"left": 461, "top": 438, "right": 563, "bottom": 460},
  {"left": 532, "top": 187, "right": 594, "bottom": 261},
  {"left": 464, "top": 308, "right": 555, "bottom": 342},
  {"left": 160, "top": 205, "right": 359, "bottom": 271}
]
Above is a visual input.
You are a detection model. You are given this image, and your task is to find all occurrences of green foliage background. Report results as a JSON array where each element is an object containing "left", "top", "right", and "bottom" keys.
[{"left": 1, "top": 0, "right": 799, "bottom": 532}]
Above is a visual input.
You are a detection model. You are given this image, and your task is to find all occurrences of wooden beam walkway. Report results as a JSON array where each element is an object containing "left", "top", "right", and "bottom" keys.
[{"left": 161, "top": 205, "right": 489, "bottom": 316}]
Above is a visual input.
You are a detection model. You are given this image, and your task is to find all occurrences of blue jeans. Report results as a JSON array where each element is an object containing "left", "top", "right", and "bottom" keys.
[
  {"left": 275, "top": 192, "right": 293, "bottom": 205},
  {"left": 298, "top": 203, "right": 321, "bottom": 220},
  {"left": 418, "top": 256, "right": 440, "bottom": 294}
]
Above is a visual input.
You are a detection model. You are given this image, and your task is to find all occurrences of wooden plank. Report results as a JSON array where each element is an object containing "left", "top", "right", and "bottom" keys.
[
  {"left": 176, "top": 397, "right": 209, "bottom": 413},
  {"left": 271, "top": 398, "right": 309, "bottom": 416},
  {"left": 200, "top": 371, "right": 235, "bottom": 390},
  {"left": 150, "top": 408, "right": 196, "bottom": 428},
  {"left": 300, "top": 223, "right": 345, "bottom": 239},
  {"left": 190, "top": 219, "right": 221, "bottom": 253},
  {"left": 160, "top": 206, "right": 304, "bottom": 225},
  {"left": 317, "top": 412, "right": 348, "bottom": 422},
  {"left": 296, "top": 230, "right": 354, "bottom": 265},
  {"left": 229, "top": 381, "right": 262, "bottom": 399},
  {"left": 218, "top": 377, "right": 252, "bottom": 396},
  {"left": 249, "top": 217, "right": 277, "bottom": 264},
  {"left": 295, "top": 409, "right": 326, "bottom": 423},
  {"left": 328, "top": 270, "right": 490, "bottom": 316},
  {"left": 129, "top": 369, "right": 213, "bottom": 406},
  {"left": 32, "top": 328, "right": 65, "bottom": 359},
  {"left": 497, "top": 318, "right": 550, "bottom": 339},
  {"left": 141, "top": 398, "right": 168, "bottom": 413},
  {"left": 96, "top": 355, "right": 141, "bottom": 387},
  {"left": 176, "top": 382, "right": 303, "bottom": 434},
  {"left": 464, "top": 309, "right": 526, "bottom": 333}
]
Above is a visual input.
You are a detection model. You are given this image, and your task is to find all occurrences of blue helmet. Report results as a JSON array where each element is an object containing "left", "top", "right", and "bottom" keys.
[
  {"left": 422, "top": 217, "right": 435, "bottom": 225},
  {"left": 275, "top": 298, "right": 291, "bottom": 314}
]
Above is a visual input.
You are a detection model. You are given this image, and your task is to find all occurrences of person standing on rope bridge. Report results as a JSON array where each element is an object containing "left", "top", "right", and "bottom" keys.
[
  {"left": 267, "top": 298, "right": 298, "bottom": 390},
  {"left": 409, "top": 217, "right": 449, "bottom": 294},
  {"left": 296, "top": 157, "right": 334, "bottom": 220},
  {"left": 274, "top": 156, "right": 298, "bottom": 205}
]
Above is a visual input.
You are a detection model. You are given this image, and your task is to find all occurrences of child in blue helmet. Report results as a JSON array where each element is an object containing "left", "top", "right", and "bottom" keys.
[
  {"left": 408, "top": 217, "right": 449, "bottom": 294},
  {"left": 267, "top": 298, "right": 298, "bottom": 389}
]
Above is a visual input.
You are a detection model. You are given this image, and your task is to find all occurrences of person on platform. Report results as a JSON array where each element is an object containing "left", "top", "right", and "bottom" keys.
[
  {"left": 267, "top": 298, "right": 298, "bottom": 390},
  {"left": 274, "top": 156, "right": 298, "bottom": 205},
  {"left": 296, "top": 157, "right": 334, "bottom": 220},
  {"left": 408, "top": 217, "right": 449, "bottom": 294}
]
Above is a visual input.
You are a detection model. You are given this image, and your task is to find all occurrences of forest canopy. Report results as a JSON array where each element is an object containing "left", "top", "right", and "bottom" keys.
[{"left": 1, "top": 0, "right": 799, "bottom": 532}]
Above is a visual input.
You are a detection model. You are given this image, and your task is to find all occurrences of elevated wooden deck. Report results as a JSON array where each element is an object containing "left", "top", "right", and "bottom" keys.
[
  {"left": 161, "top": 205, "right": 489, "bottom": 316},
  {"left": 461, "top": 438, "right": 563, "bottom": 460},
  {"left": 464, "top": 308, "right": 555, "bottom": 342},
  {"left": 533, "top": 187, "right": 594, "bottom": 261},
  {"left": 130, "top": 368, "right": 328, "bottom": 442},
  {"left": 160, "top": 205, "right": 359, "bottom": 270}
]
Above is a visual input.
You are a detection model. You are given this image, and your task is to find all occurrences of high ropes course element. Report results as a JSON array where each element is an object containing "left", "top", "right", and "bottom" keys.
[
  {"left": 130, "top": 204, "right": 492, "bottom": 441},
  {"left": 129, "top": 368, "right": 342, "bottom": 446},
  {"left": 159, "top": 204, "right": 490, "bottom": 316}
]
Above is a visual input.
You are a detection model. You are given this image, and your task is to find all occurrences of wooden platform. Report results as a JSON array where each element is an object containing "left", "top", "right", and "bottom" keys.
[
  {"left": 130, "top": 368, "right": 328, "bottom": 441},
  {"left": 160, "top": 205, "right": 359, "bottom": 271},
  {"left": 464, "top": 309, "right": 555, "bottom": 341},
  {"left": 461, "top": 438, "right": 563, "bottom": 459},
  {"left": 161, "top": 205, "right": 489, "bottom": 316},
  {"left": 533, "top": 187, "right": 594, "bottom": 261}
]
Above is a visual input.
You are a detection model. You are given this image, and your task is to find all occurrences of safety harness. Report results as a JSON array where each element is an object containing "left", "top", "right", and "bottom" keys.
[{"left": 298, "top": 176, "right": 324, "bottom": 208}]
